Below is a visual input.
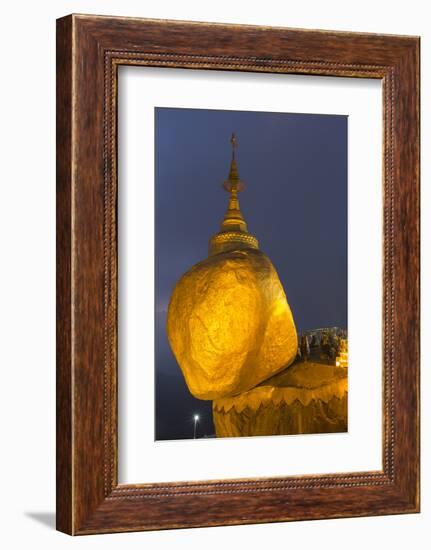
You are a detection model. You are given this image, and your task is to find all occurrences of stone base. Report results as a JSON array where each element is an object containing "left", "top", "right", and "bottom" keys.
[{"left": 213, "top": 362, "right": 347, "bottom": 437}]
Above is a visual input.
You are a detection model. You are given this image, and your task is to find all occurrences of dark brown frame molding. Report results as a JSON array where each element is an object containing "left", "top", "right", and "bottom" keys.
[{"left": 56, "top": 14, "right": 420, "bottom": 534}]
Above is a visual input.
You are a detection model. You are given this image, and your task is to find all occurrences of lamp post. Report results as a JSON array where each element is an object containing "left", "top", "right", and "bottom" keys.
[{"left": 193, "top": 414, "right": 199, "bottom": 439}]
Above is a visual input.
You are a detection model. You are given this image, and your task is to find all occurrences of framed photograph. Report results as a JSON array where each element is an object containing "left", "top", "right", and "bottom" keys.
[{"left": 56, "top": 14, "right": 420, "bottom": 534}]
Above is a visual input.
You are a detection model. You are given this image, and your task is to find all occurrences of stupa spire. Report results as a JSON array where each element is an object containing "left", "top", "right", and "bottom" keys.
[
  {"left": 209, "top": 133, "right": 259, "bottom": 256},
  {"left": 227, "top": 132, "right": 240, "bottom": 184},
  {"left": 221, "top": 133, "right": 247, "bottom": 233}
]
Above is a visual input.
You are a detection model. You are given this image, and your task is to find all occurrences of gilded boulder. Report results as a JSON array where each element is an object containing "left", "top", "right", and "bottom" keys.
[{"left": 167, "top": 248, "right": 297, "bottom": 400}]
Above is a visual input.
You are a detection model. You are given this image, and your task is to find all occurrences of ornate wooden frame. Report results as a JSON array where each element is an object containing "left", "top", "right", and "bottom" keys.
[{"left": 56, "top": 14, "right": 420, "bottom": 534}]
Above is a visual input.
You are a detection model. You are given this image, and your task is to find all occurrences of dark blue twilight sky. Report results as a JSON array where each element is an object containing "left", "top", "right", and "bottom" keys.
[{"left": 155, "top": 107, "right": 347, "bottom": 440}]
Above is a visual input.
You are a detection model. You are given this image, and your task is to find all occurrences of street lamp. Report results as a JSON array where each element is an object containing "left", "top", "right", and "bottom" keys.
[{"left": 193, "top": 414, "right": 200, "bottom": 439}]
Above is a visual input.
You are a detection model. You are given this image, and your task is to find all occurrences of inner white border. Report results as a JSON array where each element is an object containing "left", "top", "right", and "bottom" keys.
[{"left": 118, "top": 66, "right": 382, "bottom": 484}]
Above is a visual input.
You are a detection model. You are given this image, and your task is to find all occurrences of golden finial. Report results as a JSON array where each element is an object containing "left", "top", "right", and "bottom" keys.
[
  {"left": 230, "top": 132, "right": 237, "bottom": 158},
  {"left": 223, "top": 132, "right": 245, "bottom": 193}
]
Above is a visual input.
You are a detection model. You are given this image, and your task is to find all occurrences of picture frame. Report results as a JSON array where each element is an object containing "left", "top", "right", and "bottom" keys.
[{"left": 56, "top": 14, "right": 420, "bottom": 535}]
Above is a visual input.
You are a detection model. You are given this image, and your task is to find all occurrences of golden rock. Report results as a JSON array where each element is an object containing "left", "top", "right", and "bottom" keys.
[
  {"left": 167, "top": 133, "right": 297, "bottom": 400},
  {"left": 167, "top": 248, "right": 297, "bottom": 400}
]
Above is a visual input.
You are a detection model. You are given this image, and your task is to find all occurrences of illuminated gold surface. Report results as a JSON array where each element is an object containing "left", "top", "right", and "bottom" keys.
[
  {"left": 209, "top": 231, "right": 258, "bottom": 256},
  {"left": 213, "top": 362, "right": 348, "bottom": 436},
  {"left": 167, "top": 248, "right": 298, "bottom": 400}
]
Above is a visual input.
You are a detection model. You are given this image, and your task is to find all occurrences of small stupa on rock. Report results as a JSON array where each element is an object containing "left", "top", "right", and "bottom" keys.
[
  {"left": 208, "top": 133, "right": 259, "bottom": 256},
  {"left": 167, "top": 133, "right": 298, "bottom": 400}
]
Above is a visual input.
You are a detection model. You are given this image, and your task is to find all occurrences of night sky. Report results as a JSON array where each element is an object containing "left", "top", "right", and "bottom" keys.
[{"left": 155, "top": 107, "right": 347, "bottom": 441}]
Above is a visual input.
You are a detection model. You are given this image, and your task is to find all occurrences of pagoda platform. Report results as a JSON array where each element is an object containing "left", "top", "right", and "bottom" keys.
[{"left": 213, "top": 361, "right": 347, "bottom": 437}]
